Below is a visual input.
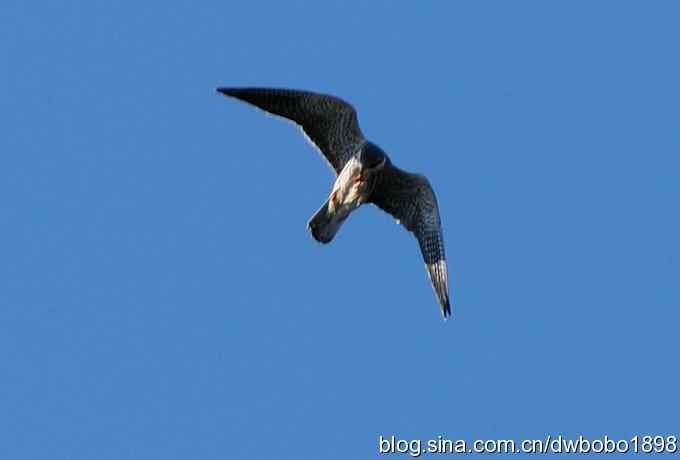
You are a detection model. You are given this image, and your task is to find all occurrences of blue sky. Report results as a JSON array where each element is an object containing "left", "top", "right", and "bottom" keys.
[{"left": 2, "top": 1, "right": 678, "bottom": 458}]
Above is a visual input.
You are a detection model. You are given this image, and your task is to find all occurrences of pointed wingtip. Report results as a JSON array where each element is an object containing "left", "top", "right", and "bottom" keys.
[
  {"left": 442, "top": 302, "right": 452, "bottom": 320},
  {"left": 216, "top": 87, "right": 244, "bottom": 98}
]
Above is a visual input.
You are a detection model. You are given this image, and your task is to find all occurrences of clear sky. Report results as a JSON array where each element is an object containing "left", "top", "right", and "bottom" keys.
[{"left": 2, "top": 1, "right": 679, "bottom": 459}]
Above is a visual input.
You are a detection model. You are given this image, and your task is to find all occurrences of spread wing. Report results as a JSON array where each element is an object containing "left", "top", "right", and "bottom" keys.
[
  {"left": 216, "top": 87, "right": 365, "bottom": 174},
  {"left": 371, "top": 165, "right": 451, "bottom": 318}
]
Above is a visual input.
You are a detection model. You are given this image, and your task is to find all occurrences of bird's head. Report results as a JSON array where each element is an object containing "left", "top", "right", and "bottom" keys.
[
  {"left": 359, "top": 142, "right": 388, "bottom": 173},
  {"left": 327, "top": 143, "right": 388, "bottom": 214}
]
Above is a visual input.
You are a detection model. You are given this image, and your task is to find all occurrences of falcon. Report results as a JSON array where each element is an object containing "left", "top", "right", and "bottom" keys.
[{"left": 217, "top": 87, "right": 452, "bottom": 318}]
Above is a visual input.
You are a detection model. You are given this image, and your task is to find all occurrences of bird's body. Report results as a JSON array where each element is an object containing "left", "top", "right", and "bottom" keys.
[
  {"left": 217, "top": 87, "right": 452, "bottom": 318},
  {"left": 308, "top": 142, "right": 386, "bottom": 243}
]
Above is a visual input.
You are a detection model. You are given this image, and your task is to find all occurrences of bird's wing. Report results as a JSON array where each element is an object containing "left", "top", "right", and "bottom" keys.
[
  {"left": 371, "top": 166, "right": 451, "bottom": 318},
  {"left": 217, "top": 87, "right": 365, "bottom": 174}
]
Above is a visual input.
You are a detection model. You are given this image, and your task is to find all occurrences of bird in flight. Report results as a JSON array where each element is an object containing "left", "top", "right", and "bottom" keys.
[{"left": 217, "top": 87, "right": 452, "bottom": 318}]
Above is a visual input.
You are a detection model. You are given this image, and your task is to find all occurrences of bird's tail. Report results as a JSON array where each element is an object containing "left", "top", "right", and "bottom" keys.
[{"left": 307, "top": 199, "right": 350, "bottom": 244}]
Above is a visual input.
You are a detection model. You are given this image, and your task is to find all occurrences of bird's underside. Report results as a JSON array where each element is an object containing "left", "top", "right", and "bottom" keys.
[{"left": 217, "top": 87, "right": 452, "bottom": 318}]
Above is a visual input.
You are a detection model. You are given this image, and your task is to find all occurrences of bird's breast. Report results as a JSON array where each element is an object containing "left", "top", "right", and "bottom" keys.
[{"left": 328, "top": 157, "right": 372, "bottom": 213}]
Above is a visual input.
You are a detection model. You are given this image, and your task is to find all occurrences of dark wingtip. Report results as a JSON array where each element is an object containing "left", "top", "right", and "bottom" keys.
[
  {"left": 216, "top": 87, "right": 246, "bottom": 98},
  {"left": 442, "top": 300, "right": 452, "bottom": 320}
]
